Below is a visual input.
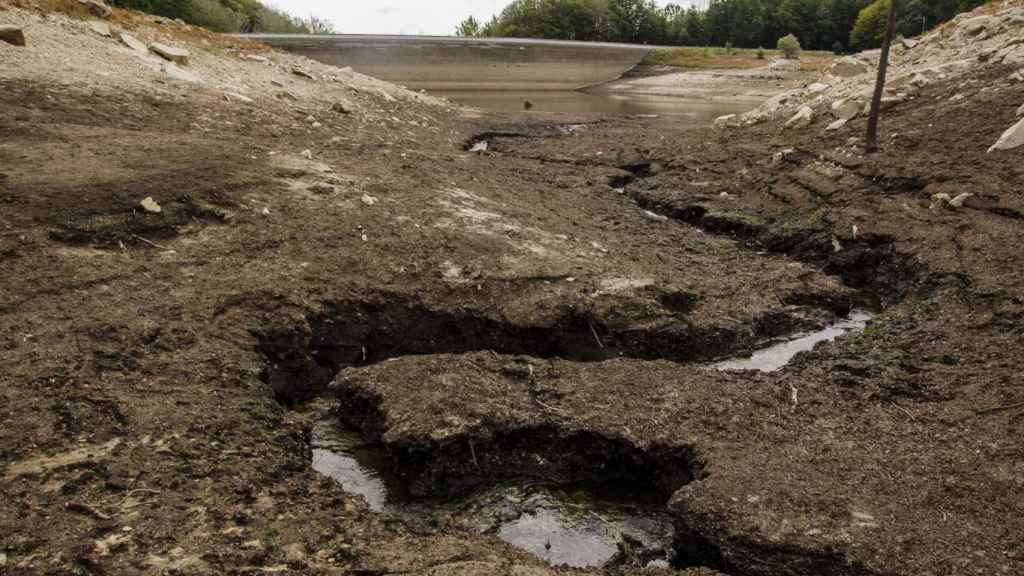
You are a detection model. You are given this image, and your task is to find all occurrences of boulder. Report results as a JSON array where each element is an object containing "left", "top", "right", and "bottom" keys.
[
  {"left": 829, "top": 56, "right": 870, "bottom": 78},
  {"left": 900, "top": 37, "right": 919, "bottom": 50},
  {"left": 150, "top": 42, "right": 189, "bottom": 65},
  {"left": 785, "top": 106, "right": 814, "bottom": 129},
  {"left": 989, "top": 118, "right": 1024, "bottom": 152},
  {"left": 0, "top": 26, "right": 26, "bottom": 47},
  {"left": 78, "top": 0, "right": 112, "bottom": 17},
  {"left": 960, "top": 16, "right": 992, "bottom": 36},
  {"left": 118, "top": 31, "right": 146, "bottom": 52},
  {"left": 87, "top": 21, "right": 112, "bottom": 37},
  {"left": 833, "top": 99, "right": 862, "bottom": 121}
]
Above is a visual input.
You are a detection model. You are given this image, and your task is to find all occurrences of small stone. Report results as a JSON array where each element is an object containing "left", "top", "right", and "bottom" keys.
[
  {"left": 641, "top": 210, "right": 668, "bottom": 222},
  {"left": 714, "top": 114, "right": 737, "bottom": 128},
  {"left": 292, "top": 67, "right": 316, "bottom": 80},
  {"left": 470, "top": 141, "right": 488, "bottom": 152},
  {"left": 949, "top": 193, "right": 973, "bottom": 208},
  {"left": 930, "top": 192, "right": 952, "bottom": 209},
  {"left": 261, "top": 207, "right": 271, "bottom": 216},
  {"left": 283, "top": 543, "right": 307, "bottom": 563},
  {"left": 118, "top": 32, "right": 146, "bottom": 52},
  {"left": 1010, "top": 71, "right": 1024, "bottom": 82},
  {"left": 240, "top": 54, "right": 268, "bottom": 63},
  {"left": 949, "top": 93, "right": 965, "bottom": 102},
  {"left": 1017, "top": 102, "right": 1024, "bottom": 117},
  {"left": 988, "top": 118, "right": 1024, "bottom": 152},
  {"left": 270, "top": 79, "right": 284, "bottom": 87},
  {"left": 361, "top": 194, "right": 378, "bottom": 206},
  {"left": 311, "top": 121, "right": 322, "bottom": 128},
  {"left": 224, "top": 92, "right": 253, "bottom": 104},
  {"left": 276, "top": 91, "right": 298, "bottom": 101},
  {"left": 772, "top": 148, "right": 795, "bottom": 165},
  {"left": 807, "top": 82, "right": 831, "bottom": 94},
  {"left": 826, "top": 118, "right": 848, "bottom": 131},
  {"left": 0, "top": 26, "right": 26, "bottom": 47},
  {"left": 150, "top": 42, "right": 189, "bottom": 65},
  {"left": 300, "top": 149, "right": 313, "bottom": 160},
  {"left": 140, "top": 197, "right": 162, "bottom": 213},
  {"left": 832, "top": 237, "right": 842, "bottom": 253},
  {"left": 88, "top": 21, "right": 112, "bottom": 37},
  {"left": 786, "top": 106, "right": 814, "bottom": 129},
  {"left": 900, "top": 37, "right": 918, "bottom": 50},
  {"left": 331, "top": 102, "right": 352, "bottom": 115}
]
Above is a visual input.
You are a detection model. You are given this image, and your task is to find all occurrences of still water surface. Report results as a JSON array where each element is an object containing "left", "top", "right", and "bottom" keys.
[{"left": 430, "top": 89, "right": 754, "bottom": 118}]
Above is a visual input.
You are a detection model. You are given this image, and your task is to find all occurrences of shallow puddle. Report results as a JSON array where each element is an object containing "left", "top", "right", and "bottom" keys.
[
  {"left": 311, "top": 420, "right": 401, "bottom": 512},
  {"left": 713, "top": 310, "right": 874, "bottom": 372},
  {"left": 312, "top": 420, "right": 675, "bottom": 568}
]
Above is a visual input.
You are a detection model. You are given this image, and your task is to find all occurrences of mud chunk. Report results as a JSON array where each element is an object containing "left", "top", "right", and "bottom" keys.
[
  {"left": 117, "top": 31, "right": 146, "bottom": 52},
  {"left": 150, "top": 42, "right": 189, "bottom": 65},
  {"left": 88, "top": 21, "right": 112, "bottom": 37},
  {"left": 785, "top": 106, "right": 814, "bottom": 129},
  {"left": 0, "top": 26, "right": 26, "bottom": 47},
  {"left": 988, "top": 117, "right": 1024, "bottom": 152}
]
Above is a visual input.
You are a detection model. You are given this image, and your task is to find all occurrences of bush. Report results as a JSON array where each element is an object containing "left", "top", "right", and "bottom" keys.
[
  {"left": 777, "top": 34, "right": 802, "bottom": 59},
  {"left": 725, "top": 41, "right": 734, "bottom": 55},
  {"left": 756, "top": 46, "right": 765, "bottom": 59},
  {"left": 702, "top": 46, "right": 710, "bottom": 58}
]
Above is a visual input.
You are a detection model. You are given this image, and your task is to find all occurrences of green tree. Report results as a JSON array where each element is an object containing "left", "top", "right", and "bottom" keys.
[
  {"left": 455, "top": 15, "right": 481, "bottom": 36},
  {"left": 850, "top": 0, "right": 889, "bottom": 48}
]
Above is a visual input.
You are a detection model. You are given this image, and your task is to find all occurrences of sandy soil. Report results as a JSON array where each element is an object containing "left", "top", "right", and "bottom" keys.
[{"left": 1, "top": 1, "right": 1023, "bottom": 576}]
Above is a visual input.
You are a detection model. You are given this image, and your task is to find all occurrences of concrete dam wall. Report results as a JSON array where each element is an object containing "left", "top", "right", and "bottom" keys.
[{"left": 243, "top": 35, "right": 657, "bottom": 91}]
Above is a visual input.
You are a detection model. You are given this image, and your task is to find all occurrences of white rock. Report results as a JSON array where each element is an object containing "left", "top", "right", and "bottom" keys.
[
  {"left": 118, "top": 31, "right": 146, "bottom": 52},
  {"left": 829, "top": 56, "right": 870, "bottom": 78},
  {"left": 225, "top": 92, "right": 254, "bottom": 104},
  {"left": 261, "top": 207, "right": 271, "bottom": 216},
  {"left": 0, "top": 25, "right": 26, "bottom": 46},
  {"left": 88, "top": 21, "right": 112, "bottom": 37},
  {"left": 641, "top": 210, "right": 668, "bottom": 223},
  {"left": 79, "top": 0, "right": 112, "bottom": 17},
  {"left": 900, "top": 37, "right": 919, "bottom": 50},
  {"left": 292, "top": 67, "right": 316, "bottom": 80},
  {"left": 361, "top": 194, "right": 378, "bottom": 206},
  {"left": 834, "top": 100, "right": 862, "bottom": 121},
  {"left": 240, "top": 54, "right": 268, "bottom": 63},
  {"left": 140, "top": 197, "right": 162, "bottom": 213},
  {"left": 807, "top": 82, "right": 831, "bottom": 94},
  {"left": 960, "top": 16, "right": 992, "bottom": 36},
  {"left": 785, "top": 106, "right": 814, "bottom": 129},
  {"left": 988, "top": 118, "right": 1024, "bottom": 152},
  {"left": 300, "top": 149, "right": 313, "bottom": 159},
  {"left": 1017, "top": 102, "right": 1024, "bottom": 116},
  {"left": 714, "top": 114, "right": 737, "bottom": 128},
  {"left": 150, "top": 42, "right": 189, "bottom": 64},
  {"left": 949, "top": 193, "right": 973, "bottom": 207},
  {"left": 826, "top": 119, "right": 848, "bottom": 131},
  {"left": 772, "top": 148, "right": 795, "bottom": 165}
]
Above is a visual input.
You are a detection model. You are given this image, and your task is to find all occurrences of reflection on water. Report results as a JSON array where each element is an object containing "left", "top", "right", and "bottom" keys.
[
  {"left": 499, "top": 507, "right": 618, "bottom": 568},
  {"left": 430, "top": 89, "right": 755, "bottom": 118},
  {"left": 714, "top": 310, "right": 874, "bottom": 372},
  {"left": 311, "top": 420, "right": 402, "bottom": 512}
]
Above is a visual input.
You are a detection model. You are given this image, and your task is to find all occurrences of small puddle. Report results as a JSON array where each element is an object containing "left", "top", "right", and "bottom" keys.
[
  {"left": 312, "top": 419, "right": 675, "bottom": 568},
  {"left": 713, "top": 310, "right": 874, "bottom": 372},
  {"left": 311, "top": 420, "right": 404, "bottom": 512}
]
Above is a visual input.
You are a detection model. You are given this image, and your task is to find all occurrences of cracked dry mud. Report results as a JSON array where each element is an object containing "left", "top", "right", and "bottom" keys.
[{"left": 2, "top": 4, "right": 1024, "bottom": 576}]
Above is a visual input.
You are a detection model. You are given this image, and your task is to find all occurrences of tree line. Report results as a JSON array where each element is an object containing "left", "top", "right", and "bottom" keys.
[
  {"left": 456, "top": 0, "right": 988, "bottom": 52},
  {"left": 107, "top": 0, "right": 335, "bottom": 34}
]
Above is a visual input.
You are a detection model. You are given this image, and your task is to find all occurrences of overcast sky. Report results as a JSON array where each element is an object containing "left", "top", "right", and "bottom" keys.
[{"left": 272, "top": 0, "right": 699, "bottom": 36}]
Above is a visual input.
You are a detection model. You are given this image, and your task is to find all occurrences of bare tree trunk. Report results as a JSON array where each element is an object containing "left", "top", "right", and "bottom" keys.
[{"left": 865, "top": 0, "right": 899, "bottom": 153}]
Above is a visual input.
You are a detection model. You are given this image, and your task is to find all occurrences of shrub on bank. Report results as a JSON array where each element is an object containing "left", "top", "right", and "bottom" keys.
[{"left": 777, "top": 34, "right": 802, "bottom": 59}]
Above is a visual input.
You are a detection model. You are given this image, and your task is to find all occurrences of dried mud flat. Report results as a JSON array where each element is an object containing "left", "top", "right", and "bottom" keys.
[{"left": 2, "top": 2, "right": 1024, "bottom": 576}]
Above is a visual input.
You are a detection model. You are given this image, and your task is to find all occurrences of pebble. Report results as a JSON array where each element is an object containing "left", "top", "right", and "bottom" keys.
[
  {"left": 361, "top": 194, "right": 378, "bottom": 206},
  {"left": 140, "top": 197, "right": 162, "bottom": 213}
]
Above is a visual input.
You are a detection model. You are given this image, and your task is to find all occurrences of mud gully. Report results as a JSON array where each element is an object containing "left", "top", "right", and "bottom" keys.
[{"left": 1, "top": 3, "right": 1023, "bottom": 576}]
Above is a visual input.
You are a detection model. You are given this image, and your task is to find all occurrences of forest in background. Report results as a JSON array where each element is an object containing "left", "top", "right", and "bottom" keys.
[
  {"left": 106, "top": 0, "right": 334, "bottom": 34},
  {"left": 456, "top": 0, "right": 990, "bottom": 52}
]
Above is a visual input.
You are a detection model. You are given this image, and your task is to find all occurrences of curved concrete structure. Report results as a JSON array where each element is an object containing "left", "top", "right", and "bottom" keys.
[{"left": 243, "top": 34, "right": 658, "bottom": 91}]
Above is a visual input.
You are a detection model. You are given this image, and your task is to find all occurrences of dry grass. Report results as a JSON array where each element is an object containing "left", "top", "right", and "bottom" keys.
[{"left": 642, "top": 46, "right": 834, "bottom": 70}]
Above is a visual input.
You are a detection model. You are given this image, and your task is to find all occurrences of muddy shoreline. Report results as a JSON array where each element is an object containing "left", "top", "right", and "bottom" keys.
[{"left": 2, "top": 4, "right": 1024, "bottom": 576}]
